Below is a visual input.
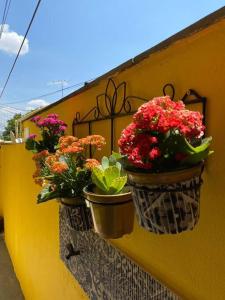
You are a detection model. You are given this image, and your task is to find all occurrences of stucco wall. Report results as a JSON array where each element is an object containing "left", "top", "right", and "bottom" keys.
[{"left": 1, "top": 16, "right": 225, "bottom": 300}]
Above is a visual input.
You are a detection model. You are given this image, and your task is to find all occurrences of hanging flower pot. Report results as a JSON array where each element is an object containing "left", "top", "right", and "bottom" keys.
[
  {"left": 83, "top": 184, "right": 134, "bottom": 239},
  {"left": 127, "top": 164, "right": 203, "bottom": 234},
  {"left": 118, "top": 96, "right": 213, "bottom": 234},
  {"left": 60, "top": 197, "right": 93, "bottom": 231},
  {"left": 83, "top": 154, "right": 135, "bottom": 239}
]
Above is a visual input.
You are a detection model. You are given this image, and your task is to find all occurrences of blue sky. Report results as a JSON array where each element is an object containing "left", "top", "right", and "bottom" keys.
[{"left": 0, "top": 0, "right": 224, "bottom": 118}]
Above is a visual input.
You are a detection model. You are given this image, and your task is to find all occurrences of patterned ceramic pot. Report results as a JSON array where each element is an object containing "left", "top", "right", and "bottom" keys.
[
  {"left": 83, "top": 185, "right": 134, "bottom": 239},
  {"left": 127, "top": 164, "right": 203, "bottom": 234},
  {"left": 60, "top": 197, "right": 93, "bottom": 231}
]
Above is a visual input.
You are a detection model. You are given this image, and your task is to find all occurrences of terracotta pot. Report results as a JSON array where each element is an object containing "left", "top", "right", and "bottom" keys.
[
  {"left": 127, "top": 164, "right": 203, "bottom": 234},
  {"left": 60, "top": 197, "right": 93, "bottom": 231},
  {"left": 83, "top": 185, "right": 134, "bottom": 239}
]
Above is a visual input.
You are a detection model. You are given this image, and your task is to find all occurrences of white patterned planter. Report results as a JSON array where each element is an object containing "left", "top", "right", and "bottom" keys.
[
  {"left": 60, "top": 198, "right": 93, "bottom": 231},
  {"left": 127, "top": 164, "right": 203, "bottom": 234}
]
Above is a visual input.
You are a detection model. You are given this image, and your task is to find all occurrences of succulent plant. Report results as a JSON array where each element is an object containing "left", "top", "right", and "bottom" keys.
[{"left": 91, "top": 153, "right": 127, "bottom": 195}]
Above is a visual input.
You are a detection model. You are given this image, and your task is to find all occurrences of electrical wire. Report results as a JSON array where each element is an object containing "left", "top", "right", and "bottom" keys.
[
  {"left": 0, "top": 0, "right": 42, "bottom": 100},
  {"left": 0, "top": 0, "right": 11, "bottom": 39},
  {"left": 4, "top": 77, "right": 96, "bottom": 105},
  {"left": 0, "top": 105, "right": 27, "bottom": 113}
]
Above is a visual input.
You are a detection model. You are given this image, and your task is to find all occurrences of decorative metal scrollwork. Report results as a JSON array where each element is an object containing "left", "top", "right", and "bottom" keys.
[{"left": 72, "top": 78, "right": 206, "bottom": 154}]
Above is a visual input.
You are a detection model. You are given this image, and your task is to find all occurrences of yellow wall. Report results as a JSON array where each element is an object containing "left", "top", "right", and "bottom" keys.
[
  {"left": 0, "top": 147, "right": 2, "bottom": 217},
  {"left": 1, "top": 17, "right": 225, "bottom": 300},
  {"left": 0, "top": 144, "right": 88, "bottom": 300}
]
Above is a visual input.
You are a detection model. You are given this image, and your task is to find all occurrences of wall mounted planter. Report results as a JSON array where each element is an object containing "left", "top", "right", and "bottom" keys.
[
  {"left": 83, "top": 185, "right": 134, "bottom": 239},
  {"left": 127, "top": 164, "right": 203, "bottom": 234},
  {"left": 60, "top": 197, "right": 93, "bottom": 231},
  {"left": 60, "top": 205, "right": 180, "bottom": 299}
]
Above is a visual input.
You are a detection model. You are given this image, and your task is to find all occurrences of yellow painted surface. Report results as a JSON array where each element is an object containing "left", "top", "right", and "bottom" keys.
[
  {"left": 0, "top": 145, "right": 88, "bottom": 300},
  {"left": 1, "top": 18, "right": 225, "bottom": 300},
  {"left": 0, "top": 148, "right": 2, "bottom": 217}
]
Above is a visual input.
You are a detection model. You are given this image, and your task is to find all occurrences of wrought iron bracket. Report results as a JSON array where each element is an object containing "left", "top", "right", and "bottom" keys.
[
  {"left": 72, "top": 78, "right": 206, "bottom": 154},
  {"left": 65, "top": 243, "right": 80, "bottom": 260}
]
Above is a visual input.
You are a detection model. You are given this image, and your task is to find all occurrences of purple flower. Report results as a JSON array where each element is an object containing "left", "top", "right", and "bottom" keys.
[
  {"left": 37, "top": 120, "right": 45, "bottom": 127},
  {"left": 28, "top": 134, "right": 37, "bottom": 140},
  {"left": 31, "top": 116, "right": 41, "bottom": 123},
  {"left": 59, "top": 125, "right": 67, "bottom": 132},
  {"left": 47, "top": 114, "right": 58, "bottom": 119},
  {"left": 43, "top": 118, "right": 58, "bottom": 125}
]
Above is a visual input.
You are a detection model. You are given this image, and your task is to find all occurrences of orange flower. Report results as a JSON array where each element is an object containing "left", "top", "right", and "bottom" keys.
[
  {"left": 51, "top": 161, "right": 68, "bottom": 174},
  {"left": 62, "top": 141, "right": 84, "bottom": 154},
  {"left": 87, "top": 135, "right": 106, "bottom": 150},
  {"left": 85, "top": 158, "right": 100, "bottom": 169},
  {"left": 34, "top": 177, "right": 43, "bottom": 186},
  {"left": 32, "top": 150, "right": 49, "bottom": 161},
  {"left": 77, "top": 135, "right": 106, "bottom": 150},
  {"left": 59, "top": 136, "right": 78, "bottom": 150},
  {"left": 45, "top": 154, "right": 58, "bottom": 167},
  {"left": 78, "top": 137, "right": 91, "bottom": 145},
  {"left": 33, "top": 169, "right": 41, "bottom": 178}
]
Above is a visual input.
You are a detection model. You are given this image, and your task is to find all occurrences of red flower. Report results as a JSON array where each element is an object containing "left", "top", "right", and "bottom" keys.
[
  {"left": 118, "top": 96, "right": 205, "bottom": 170},
  {"left": 149, "top": 147, "right": 161, "bottom": 160}
]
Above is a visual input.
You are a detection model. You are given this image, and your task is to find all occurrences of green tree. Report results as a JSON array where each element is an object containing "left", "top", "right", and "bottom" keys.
[{"left": 2, "top": 113, "right": 22, "bottom": 141}]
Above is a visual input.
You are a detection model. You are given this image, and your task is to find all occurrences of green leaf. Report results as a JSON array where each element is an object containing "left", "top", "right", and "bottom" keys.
[
  {"left": 101, "top": 156, "right": 109, "bottom": 170},
  {"left": 104, "top": 166, "right": 120, "bottom": 188},
  {"left": 111, "top": 151, "right": 123, "bottom": 160},
  {"left": 182, "top": 149, "right": 214, "bottom": 165},
  {"left": 37, "top": 185, "right": 59, "bottom": 204},
  {"left": 25, "top": 139, "right": 38, "bottom": 151},
  {"left": 190, "top": 136, "right": 212, "bottom": 153},
  {"left": 116, "top": 161, "right": 121, "bottom": 172},
  {"left": 91, "top": 167, "right": 108, "bottom": 193},
  {"left": 108, "top": 176, "right": 127, "bottom": 194}
]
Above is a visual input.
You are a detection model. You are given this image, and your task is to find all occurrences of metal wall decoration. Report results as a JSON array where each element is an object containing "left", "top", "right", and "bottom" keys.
[
  {"left": 72, "top": 78, "right": 206, "bottom": 155},
  {"left": 60, "top": 205, "right": 180, "bottom": 300}
]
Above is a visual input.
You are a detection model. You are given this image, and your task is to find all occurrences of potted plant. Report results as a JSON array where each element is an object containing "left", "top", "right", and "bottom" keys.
[
  {"left": 25, "top": 114, "right": 67, "bottom": 153},
  {"left": 83, "top": 153, "right": 134, "bottom": 239},
  {"left": 25, "top": 114, "right": 67, "bottom": 185},
  {"left": 36, "top": 134, "right": 105, "bottom": 231},
  {"left": 118, "top": 96, "right": 213, "bottom": 234}
]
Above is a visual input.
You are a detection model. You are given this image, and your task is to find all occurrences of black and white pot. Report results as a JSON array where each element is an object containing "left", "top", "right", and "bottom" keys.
[
  {"left": 127, "top": 164, "right": 203, "bottom": 234},
  {"left": 60, "top": 197, "right": 93, "bottom": 231}
]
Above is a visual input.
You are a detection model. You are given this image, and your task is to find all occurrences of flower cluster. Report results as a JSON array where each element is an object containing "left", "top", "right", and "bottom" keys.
[
  {"left": 25, "top": 114, "right": 67, "bottom": 153},
  {"left": 32, "top": 150, "right": 50, "bottom": 185},
  {"left": 31, "top": 114, "right": 67, "bottom": 135},
  {"left": 59, "top": 135, "right": 106, "bottom": 155},
  {"left": 119, "top": 96, "right": 207, "bottom": 171},
  {"left": 36, "top": 134, "right": 106, "bottom": 203}
]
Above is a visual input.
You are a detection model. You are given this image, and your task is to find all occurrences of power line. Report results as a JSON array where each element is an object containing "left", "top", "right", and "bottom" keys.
[
  {"left": 0, "top": 0, "right": 42, "bottom": 100},
  {"left": 0, "top": 0, "right": 11, "bottom": 39},
  {"left": 0, "top": 104, "right": 27, "bottom": 112},
  {"left": 4, "top": 77, "right": 95, "bottom": 105}
]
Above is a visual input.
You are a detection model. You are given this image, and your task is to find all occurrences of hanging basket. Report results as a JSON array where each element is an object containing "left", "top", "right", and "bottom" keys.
[
  {"left": 83, "top": 185, "right": 134, "bottom": 239},
  {"left": 60, "top": 197, "right": 93, "bottom": 231},
  {"left": 127, "top": 164, "right": 203, "bottom": 234}
]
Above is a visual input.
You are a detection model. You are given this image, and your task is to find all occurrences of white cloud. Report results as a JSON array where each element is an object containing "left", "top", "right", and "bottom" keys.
[
  {"left": 0, "top": 24, "right": 29, "bottom": 55},
  {"left": 26, "top": 99, "right": 49, "bottom": 111}
]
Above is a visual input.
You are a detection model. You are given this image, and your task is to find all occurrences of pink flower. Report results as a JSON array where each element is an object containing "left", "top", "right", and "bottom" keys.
[
  {"left": 31, "top": 116, "right": 41, "bottom": 123},
  {"left": 37, "top": 120, "right": 45, "bottom": 127},
  {"left": 47, "top": 114, "right": 58, "bottom": 119},
  {"left": 28, "top": 134, "right": 36, "bottom": 140},
  {"left": 149, "top": 147, "right": 161, "bottom": 160},
  {"left": 59, "top": 125, "right": 67, "bottom": 132},
  {"left": 149, "top": 136, "right": 158, "bottom": 144}
]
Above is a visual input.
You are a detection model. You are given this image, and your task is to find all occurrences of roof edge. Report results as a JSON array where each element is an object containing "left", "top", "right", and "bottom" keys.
[{"left": 21, "top": 5, "right": 225, "bottom": 122}]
